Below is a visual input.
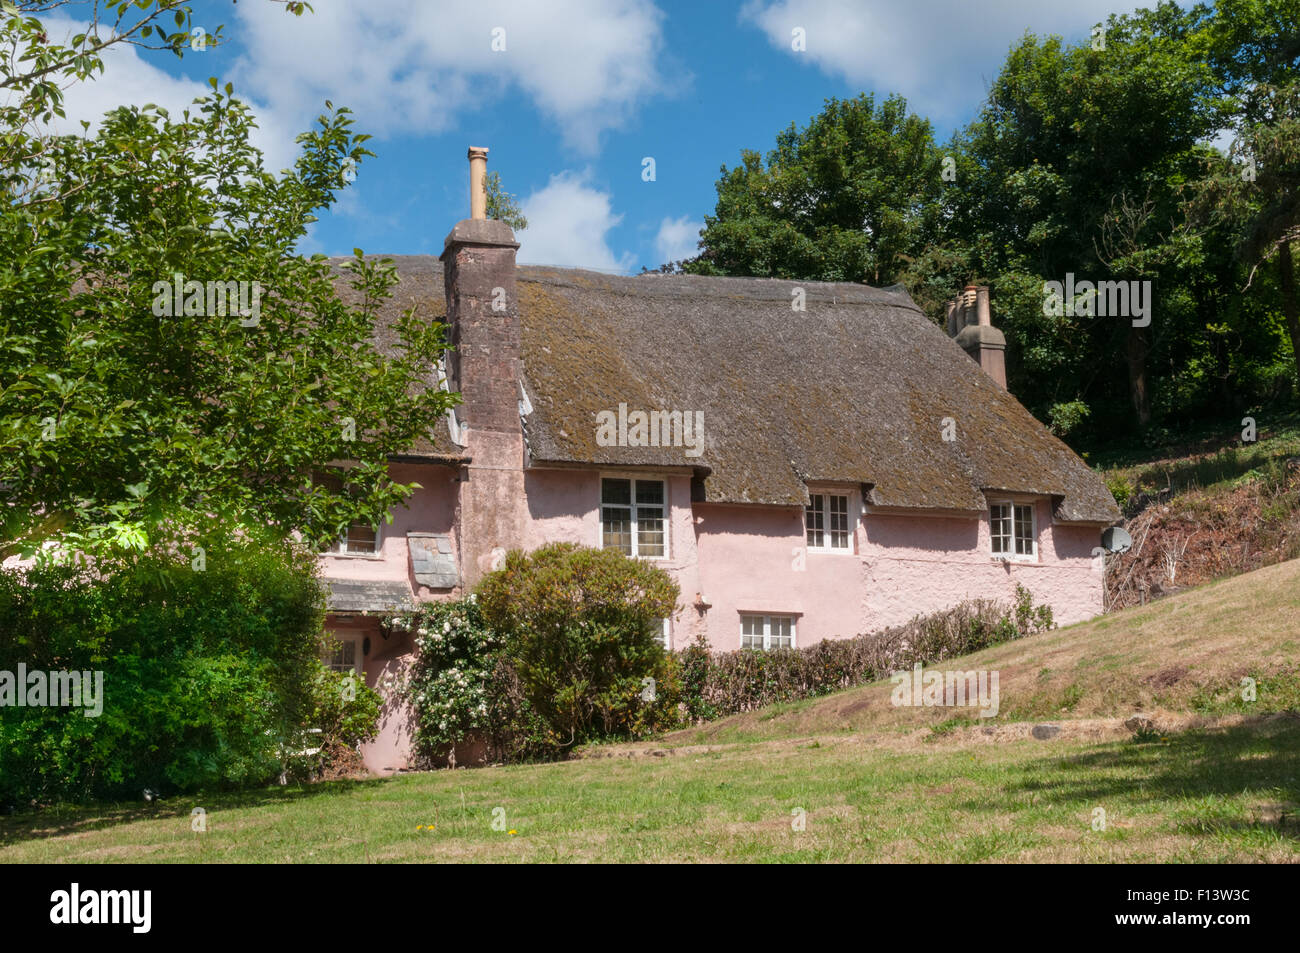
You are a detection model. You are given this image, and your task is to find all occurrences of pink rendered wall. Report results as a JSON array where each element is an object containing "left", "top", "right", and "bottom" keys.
[
  {"left": 318, "top": 462, "right": 459, "bottom": 774},
  {"left": 693, "top": 490, "right": 865, "bottom": 650},
  {"left": 317, "top": 462, "right": 462, "bottom": 600},
  {"left": 693, "top": 495, "right": 1102, "bottom": 652},
  {"left": 516, "top": 469, "right": 703, "bottom": 647},
  {"left": 861, "top": 499, "right": 1102, "bottom": 635},
  {"left": 321, "top": 615, "right": 414, "bottom": 774},
  {"left": 321, "top": 465, "right": 1102, "bottom": 771}
]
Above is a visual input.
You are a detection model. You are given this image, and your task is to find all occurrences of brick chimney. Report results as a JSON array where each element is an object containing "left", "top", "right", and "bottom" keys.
[
  {"left": 945, "top": 284, "right": 1006, "bottom": 390},
  {"left": 441, "top": 146, "right": 525, "bottom": 584}
]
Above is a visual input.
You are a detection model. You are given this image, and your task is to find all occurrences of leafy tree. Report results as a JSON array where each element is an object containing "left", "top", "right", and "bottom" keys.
[
  {"left": 1188, "top": 0, "right": 1300, "bottom": 383},
  {"left": 0, "top": 528, "right": 335, "bottom": 803},
  {"left": 484, "top": 170, "right": 528, "bottom": 231},
  {"left": 0, "top": 3, "right": 455, "bottom": 558},
  {"left": 953, "top": 3, "right": 1220, "bottom": 428},
  {"left": 687, "top": 93, "right": 947, "bottom": 285}
]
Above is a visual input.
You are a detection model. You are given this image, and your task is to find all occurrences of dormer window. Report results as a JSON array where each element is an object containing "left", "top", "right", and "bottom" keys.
[
  {"left": 990, "top": 501, "right": 1036, "bottom": 560},
  {"left": 601, "top": 477, "right": 666, "bottom": 558},
  {"left": 806, "top": 493, "right": 850, "bottom": 551}
]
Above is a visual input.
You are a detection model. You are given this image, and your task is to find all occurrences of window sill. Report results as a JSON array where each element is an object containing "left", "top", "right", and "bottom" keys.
[
  {"left": 324, "top": 552, "right": 386, "bottom": 561},
  {"left": 807, "top": 547, "right": 855, "bottom": 556},
  {"left": 991, "top": 555, "right": 1039, "bottom": 564}
]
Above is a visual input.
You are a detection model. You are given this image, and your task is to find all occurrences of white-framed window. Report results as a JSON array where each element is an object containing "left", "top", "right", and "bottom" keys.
[
  {"left": 806, "top": 493, "right": 851, "bottom": 551},
  {"left": 740, "top": 614, "right": 796, "bottom": 650},
  {"left": 331, "top": 521, "right": 381, "bottom": 556},
  {"left": 990, "top": 501, "right": 1037, "bottom": 560},
  {"left": 601, "top": 477, "right": 666, "bottom": 558},
  {"left": 323, "top": 634, "right": 363, "bottom": 674},
  {"left": 659, "top": 617, "right": 671, "bottom": 650}
]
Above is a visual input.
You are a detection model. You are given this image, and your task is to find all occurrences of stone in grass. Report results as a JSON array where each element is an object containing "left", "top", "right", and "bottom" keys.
[{"left": 1031, "top": 724, "right": 1061, "bottom": 740}]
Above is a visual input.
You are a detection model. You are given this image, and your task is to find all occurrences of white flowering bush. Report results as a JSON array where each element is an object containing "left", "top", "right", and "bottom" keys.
[{"left": 403, "top": 597, "right": 501, "bottom": 760}]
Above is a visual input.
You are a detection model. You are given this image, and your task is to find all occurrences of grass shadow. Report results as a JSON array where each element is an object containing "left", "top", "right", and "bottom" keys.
[
  {"left": 964, "top": 713, "right": 1300, "bottom": 842},
  {"left": 0, "top": 775, "right": 394, "bottom": 848}
]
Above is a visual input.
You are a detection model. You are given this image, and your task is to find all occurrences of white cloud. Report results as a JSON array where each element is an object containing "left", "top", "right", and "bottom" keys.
[
  {"left": 229, "top": 0, "right": 675, "bottom": 154},
  {"left": 654, "top": 215, "right": 703, "bottom": 264},
  {"left": 517, "top": 171, "right": 634, "bottom": 273},
  {"left": 741, "top": 0, "right": 1144, "bottom": 123},
  {"left": 30, "top": 1, "right": 674, "bottom": 171},
  {"left": 31, "top": 14, "right": 299, "bottom": 172}
]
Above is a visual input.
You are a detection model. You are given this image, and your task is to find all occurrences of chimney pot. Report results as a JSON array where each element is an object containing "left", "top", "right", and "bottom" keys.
[
  {"left": 468, "top": 146, "right": 489, "bottom": 221},
  {"left": 949, "top": 284, "right": 1007, "bottom": 391}
]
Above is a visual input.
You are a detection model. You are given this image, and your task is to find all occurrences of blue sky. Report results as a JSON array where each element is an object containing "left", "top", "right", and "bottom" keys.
[{"left": 48, "top": 0, "right": 1159, "bottom": 272}]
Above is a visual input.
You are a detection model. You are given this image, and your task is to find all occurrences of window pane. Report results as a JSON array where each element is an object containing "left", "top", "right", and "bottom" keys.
[
  {"left": 636, "top": 509, "right": 665, "bottom": 557},
  {"left": 829, "top": 495, "right": 849, "bottom": 549},
  {"left": 1014, "top": 504, "right": 1034, "bottom": 555},
  {"left": 327, "top": 640, "right": 356, "bottom": 673},
  {"left": 635, "top": 480, "right": 664, "bottom": 506},
  {"left": 345, "top": 523, "right": 376, "bottom": 554},
  {"left": 602, "top": 506, "right": 632, "bottom": 553},
  {"left": 602, "top": 478, "right": 631, "bottom": 506},
  {"left": 990, "top": 504, "right": 1010, "bottom": 554},
  {"left": 806, "top": 495, "right": 824, "bottom": 547},
  {"left": 770, "top": 616, "right": 792, "bottom": 648}
]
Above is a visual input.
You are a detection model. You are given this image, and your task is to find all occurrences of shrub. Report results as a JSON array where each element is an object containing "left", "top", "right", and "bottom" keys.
[
  {"left": 296, "top": 664, "right": 383, "bottom": 779},
  {"left": 1048, "top": 400, "right": 1091, "bottom": 438},
  {"left": 1105, "top": 471, "right": 1134, "bottom": 512},
  {"left": 0, "top": 534, "right": 332, "bottom": 806},
  {"left": 679, "top": 586, "right": 1055, "bottom": 719},
  {"left": 405, "top": 545, "right": 681, "bottom": 764},
  {"left": 402, "top": 596, "right": 556, "bottom": 764},
  {"left": 475, "top": 543, "right": 681, "bottom": 746}
]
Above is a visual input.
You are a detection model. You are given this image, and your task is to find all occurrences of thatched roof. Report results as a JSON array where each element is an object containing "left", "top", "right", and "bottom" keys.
[
  {"left": 345, "top": 256, "right": 1118, "bottom": 524},
  {"left": 327, "top": 256, "right": 464, "bottom": 462}
]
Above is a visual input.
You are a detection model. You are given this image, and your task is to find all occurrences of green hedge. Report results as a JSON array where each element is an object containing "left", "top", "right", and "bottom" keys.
[{"left": 678, "top": 585, "right": 1055, "bottom": 720}]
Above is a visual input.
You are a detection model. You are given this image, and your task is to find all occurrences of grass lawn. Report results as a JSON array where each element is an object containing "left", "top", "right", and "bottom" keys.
[
  {"left": 3, "top": 559, "right": 1299, "bottom": 863},
  {"left": 1, "top": 714, "right": 1296, "bottom": 863}
]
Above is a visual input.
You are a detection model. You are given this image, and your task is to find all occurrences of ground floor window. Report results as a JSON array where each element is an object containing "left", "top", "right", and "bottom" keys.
[
  {"left": 740, "top": 614, "right": 795, "bottom": 650},
  {"left": 323, "top": 634, "right": 363, "bottom": 674}
]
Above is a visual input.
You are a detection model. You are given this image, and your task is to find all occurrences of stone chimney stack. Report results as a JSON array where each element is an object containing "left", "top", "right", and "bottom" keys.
[
  {"left": 945, "top": 284, "right": 1007, "bottom": 390},
  {"left": 441, "top": 146, "right": 525, "bottom": 584}
]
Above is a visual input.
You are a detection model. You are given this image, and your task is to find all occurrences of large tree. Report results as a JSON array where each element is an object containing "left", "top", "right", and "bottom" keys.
[
  {"left": 1189, "top": 0, "right": 1300, "bottom": 384},
  {"left": 686, "top": 93, "right": 947, "bottom": 286},
  {"left": 0, "top": 2, "right": 455, "bottom": 559},
  {"left": 953, "top": 2, "right": 1220, "bottom": 429}
]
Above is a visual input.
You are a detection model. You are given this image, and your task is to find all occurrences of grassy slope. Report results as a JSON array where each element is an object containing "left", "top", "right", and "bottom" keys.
[
  {"left": 2, "top": 559, "right": 1298, "bottom": 863},
  {"left": 1090, "top": 412, "right": 1300, "bottom": 609},
  {"left": 661, "top": 556, "right": 1300, "bottom": 748}
]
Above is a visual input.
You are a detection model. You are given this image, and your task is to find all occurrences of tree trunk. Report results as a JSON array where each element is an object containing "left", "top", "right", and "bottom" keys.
[
  {"left": 1127, "top": 323, "right": 1152, "bottom": 428},
  {"left": 1279, "top": 241, "right": 1300, "bottom": 387}
]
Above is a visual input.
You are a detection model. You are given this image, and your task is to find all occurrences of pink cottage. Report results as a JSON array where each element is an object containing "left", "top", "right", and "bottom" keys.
[{"left": 321, "top": 149, "right": 1120, "bottom": 772}]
